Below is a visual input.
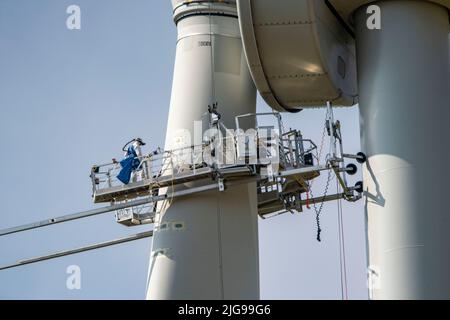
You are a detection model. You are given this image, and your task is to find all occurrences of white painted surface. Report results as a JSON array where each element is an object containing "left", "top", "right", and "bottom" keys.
[
  {"left": 355, "top": 0, "right": 450, "bottom": 299},
  {"left": 146, "top": 1, "right": 259, "bottom": 299},
  {"left": 237, "top": 0, "right": 358, "bottom": 111}
]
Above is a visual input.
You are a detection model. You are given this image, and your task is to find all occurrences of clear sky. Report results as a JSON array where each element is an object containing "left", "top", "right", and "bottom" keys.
[{"left": 0, "top": 0, "right": 368, "bottom": 299}]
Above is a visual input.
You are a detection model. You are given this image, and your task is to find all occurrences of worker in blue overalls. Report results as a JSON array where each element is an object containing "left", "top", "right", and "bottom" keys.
[{"left": 117, "top": 138, "right": 146, "bottom": 185}]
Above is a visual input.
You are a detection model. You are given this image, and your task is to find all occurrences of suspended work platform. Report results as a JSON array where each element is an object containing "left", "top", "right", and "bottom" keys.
[{"left": 90, "top": 108, "right": 365, "bottom": 227}]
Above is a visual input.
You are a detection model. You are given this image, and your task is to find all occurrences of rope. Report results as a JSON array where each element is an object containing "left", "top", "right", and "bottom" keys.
[
  {"left": 337, "top": 178, "right": 349, "bottom": 300},
  {"left": 208, "top": 3, "right": 216, "bottom": 105},
  {"left": 315, "top": 108, "right": 330, "bottom": 163},
  {"left": 215, "top": 194, "right": 225, "bottom": 299},
  {"left": 208, "top": 4, "right": 224, "bottom": 299},
  {"left": 151, "top": 153, "right": 176, "bottom": 227},
  {"left": 164, "top": 155, "right": 176, "bottom": 212}
]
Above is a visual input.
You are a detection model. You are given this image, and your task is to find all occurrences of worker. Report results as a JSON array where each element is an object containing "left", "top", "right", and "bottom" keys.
[{"left": 117, "top": 138, "right": 146, "bottom": 184}]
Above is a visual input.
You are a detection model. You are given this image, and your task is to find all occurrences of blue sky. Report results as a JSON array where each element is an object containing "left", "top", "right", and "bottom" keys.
[{"left": 0, "top": 0, "right": 368, "bottom": 299}]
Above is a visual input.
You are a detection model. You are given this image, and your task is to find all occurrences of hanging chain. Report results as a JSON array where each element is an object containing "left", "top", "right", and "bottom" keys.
[{"left": 309, "top": 166, "right": 333, "bottom": 242}]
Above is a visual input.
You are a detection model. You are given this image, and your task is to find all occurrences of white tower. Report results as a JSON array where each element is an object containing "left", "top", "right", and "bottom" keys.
[
  {"left": 146, "top": 0, "right": 259, "bottom": 299},
  {"left": 352, "top": 0, "right": 450, "bottom": 299}
]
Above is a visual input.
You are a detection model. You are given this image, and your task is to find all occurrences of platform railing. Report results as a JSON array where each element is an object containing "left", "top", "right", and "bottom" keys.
[{"left": 90, "top": 126, "right": 316, "bottom": 198}]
